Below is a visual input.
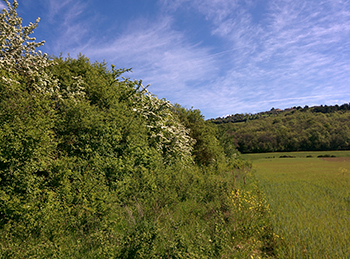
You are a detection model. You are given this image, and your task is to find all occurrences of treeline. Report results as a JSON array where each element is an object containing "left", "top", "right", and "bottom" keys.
[
  {"left": 212, "top": 103, "right": 350, "bottom": 124},
  {"left": 217, "top": 109, "right": 350, "bottom": 153},
  {"left": 0, "top": 2, "right": 278, "bottom": 257}
]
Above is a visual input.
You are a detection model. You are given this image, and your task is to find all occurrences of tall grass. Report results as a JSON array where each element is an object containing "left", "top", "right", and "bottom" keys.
[
  {"left": 251, "top": 155, "right": 350, "bottom": 258},
  {"left": 0, "top": 165, "right": 278, "bottom": 258}
]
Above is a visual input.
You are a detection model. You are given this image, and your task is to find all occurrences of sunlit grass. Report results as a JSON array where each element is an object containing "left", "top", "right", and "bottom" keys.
[
  {"left": 229, "top": 170, "right": 277, "bottom": 258},
  {"left": 249, "top": 154, "right": 350, "bottom": 258},
  {"left": 242, "top": 150, "right": 350, "bottom": 161}
]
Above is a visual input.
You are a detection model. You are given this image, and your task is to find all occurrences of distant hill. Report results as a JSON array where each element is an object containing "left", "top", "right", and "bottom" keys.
[
  {"left": 210, "top": 103, "right": 350, "bottom": 124},
  {"left": 212, "top": 102, "right": 350, "bottom": 153}
]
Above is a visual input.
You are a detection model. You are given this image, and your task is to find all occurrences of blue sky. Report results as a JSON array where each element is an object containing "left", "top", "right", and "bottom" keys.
[{"left": 3, "top": 0, "right": 350, "bottom": 119}]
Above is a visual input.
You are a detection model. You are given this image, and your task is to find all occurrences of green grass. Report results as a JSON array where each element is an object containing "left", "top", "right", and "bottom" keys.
[
  {"left": 242, "top": 150, "right": 350, "bottom": 161},
  {"left": 0, "top": 166, "right": 278, "bottom": 258},
  {"left": 246, "top": 152, "right": 350, "bottom": 258}
]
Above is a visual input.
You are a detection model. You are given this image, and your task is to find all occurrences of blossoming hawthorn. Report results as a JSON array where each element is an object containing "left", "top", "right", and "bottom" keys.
[
  {"left": 0, "top": 0, "right": 50, "bottom": 78},
  {"left": 0, "top": 0, "right": 86, "bottom": 100},
  {"left": 132, "top": 82, "right": 195, "bottom": 164},
  {"left": 0, "top": 0, "right": 195, "bottom": 165}
]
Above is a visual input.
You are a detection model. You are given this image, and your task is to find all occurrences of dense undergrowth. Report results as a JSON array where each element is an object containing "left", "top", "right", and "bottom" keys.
[
  {"left": 0, "top": 1, "right": 278, "bottom": 257},
  {"left": 0, "top": 165, "right": 278, "bottom": 258}
]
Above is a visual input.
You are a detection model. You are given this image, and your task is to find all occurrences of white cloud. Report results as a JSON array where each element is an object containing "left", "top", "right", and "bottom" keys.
[
  {"left": 195, "top": 0, "right": 239, "bottom": 23},
  {"left": 29, "top": 0, "right": 350, "bottom": 118},
  {"left": 82, "top": 17, "right": 219, "bottom": 102},
  {"left": 183, "top": 0, "right": 350, "bottom": 117},
  {"left": 161, "top": 0, "right": 239, "bottom": 23},
  {"left": 0, "top": 2, "right": 6, "bottom": 10},
  {"left": 159, "top": 0, "right": 189, "bottom": 12},
  {"left": 90, "top": 0, "right": 350, "bottom": 118},
  {"left": 39, "top": 0, "right": 92, "bottom": 54},
  {"left": 47, "top": 0, "right": 72, "bottom": 19}
]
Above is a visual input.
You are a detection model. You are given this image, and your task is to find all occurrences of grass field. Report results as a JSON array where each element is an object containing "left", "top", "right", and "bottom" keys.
[
  {"left": 241, "top": 150, "right": 350, "bottom": 161},
  {"left": 244, "top": 151, "right": 350, "bottom": 258}
]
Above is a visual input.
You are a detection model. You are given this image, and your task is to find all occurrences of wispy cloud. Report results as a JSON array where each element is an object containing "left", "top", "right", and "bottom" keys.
[
  {"left": 94, "top": 0, "right": 350, "bottom": 118},
  {"left": 194, "top": 0, "right": 240, "bottom": 23},
  {"left": 82, "top": 16, "right": 219, "bottom": 103},
  {"left": 46, "top": 0, "right": 72, "bottom": 21},
  {"left": 166, "top": 0, "right": 350, "bottom": 117},
  {"left": 26, "top": 0, "right": 350, "bottom": 118},
  {"left": 161, "top": 0, "right": 239, "bottom": 22},
  {"left": 35, "top": 0, "right": 91, "bottom": 54},
  {"left": 0, "top": 2, "right": 6, "bottom": 10}
]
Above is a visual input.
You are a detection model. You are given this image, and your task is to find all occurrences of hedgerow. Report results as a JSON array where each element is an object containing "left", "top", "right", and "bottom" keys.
[{"left": 0, "top": 1, "right": 276, "bottom": 257}]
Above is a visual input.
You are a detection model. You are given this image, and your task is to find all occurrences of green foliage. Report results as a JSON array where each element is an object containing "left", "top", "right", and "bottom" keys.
[
  {"left": 174, "top": 105, "right": 223, "bottom": 166},
  {"left": 219, "top": 109, "right": 350, "bottom": 153},
  {"left": 211, "top": 103, "right": 350, "bottom": 124},
  {"left": 0, "top": 2, "right": 277, "bottom": 257}
]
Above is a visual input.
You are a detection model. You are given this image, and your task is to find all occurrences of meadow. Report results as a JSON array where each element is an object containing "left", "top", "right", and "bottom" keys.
[
  {"left": 241, "top": 150, "right": 350, "bottom": 161},
  {"left": 244, "top": 151, "right": 350, "bottom": 258}
]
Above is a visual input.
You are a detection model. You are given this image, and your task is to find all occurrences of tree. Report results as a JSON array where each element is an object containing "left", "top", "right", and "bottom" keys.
[
  {"left": 0, "top": 0, "right": 50, "bottom": 78},
  {"left": 173, "top": 105, "right": 226, "bottom": 166},
  {"left": 0, "top": 0, "right": 64, "bottom": 102},
  {"left": 132, "top": 85, "right": 195, "bottom": 164}
]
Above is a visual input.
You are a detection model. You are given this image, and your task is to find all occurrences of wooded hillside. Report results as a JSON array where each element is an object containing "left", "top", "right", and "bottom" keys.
[{"left": 214, "top": 106, "right": 350, "bottom": 153}]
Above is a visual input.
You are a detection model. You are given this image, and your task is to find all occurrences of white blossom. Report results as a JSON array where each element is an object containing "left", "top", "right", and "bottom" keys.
[
  {"left": 132, "top": 84, "right": 195, "bottom": 164},
  {"left": 0, "top": 0, "right": 50, "bottom": 77},
  {"left": 0, "top": 0, "right": 85, "bottom": 101}
]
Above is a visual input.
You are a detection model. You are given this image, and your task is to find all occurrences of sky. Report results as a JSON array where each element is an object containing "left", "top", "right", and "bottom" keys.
[{"left": 3, "top": 0, "right": 350, "bottom": 119}]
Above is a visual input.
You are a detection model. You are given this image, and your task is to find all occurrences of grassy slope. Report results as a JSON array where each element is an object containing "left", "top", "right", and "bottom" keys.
[{"left": 245, "top": 152, "right": 350, "bottom": 258}]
